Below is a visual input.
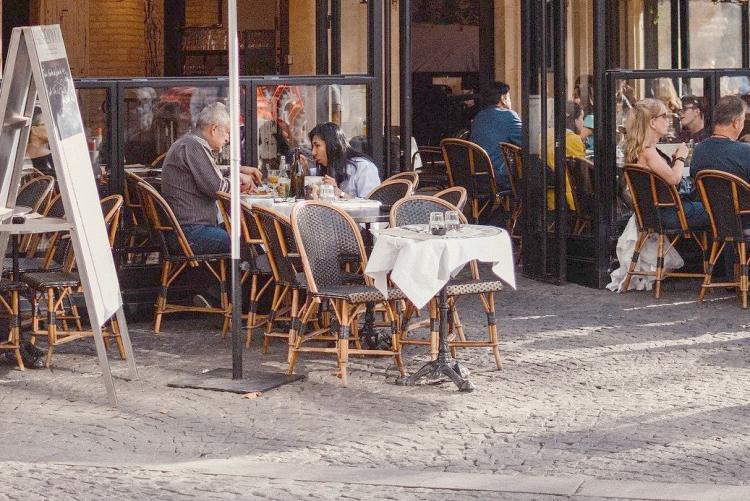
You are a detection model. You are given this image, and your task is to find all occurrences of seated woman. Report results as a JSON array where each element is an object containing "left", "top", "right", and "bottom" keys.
[
  {"left": 623, "top": 98, "right": 708, "bottom": 230},
  {"left": 546, "top": 101, "right": 586, "bottom": 211},
  {"left": 303, "top": 122, "right": 381, "bottom": 199},
  {"left": 26, "top": 108, "right": 55, "bottom": 176}
]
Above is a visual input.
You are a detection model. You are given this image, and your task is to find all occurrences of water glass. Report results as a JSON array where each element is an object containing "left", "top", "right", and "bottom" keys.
[
  {"left": 445, "top": 211, "right": 460, "bottom": 233},
  {"left": 276, "top": 177, "right": 291, "bottom": 198},
  {"left": 320, "top": 184, "right": 336, "bottom": 202},
  {"left": 267, "top": 169, "right": 280, "bottom": 189},
  {"left": 429, "top": 212, "right": 446, "bottom": 236}
]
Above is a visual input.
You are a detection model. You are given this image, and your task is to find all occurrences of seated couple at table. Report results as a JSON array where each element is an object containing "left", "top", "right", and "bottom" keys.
[{"left": 162, "top": 109, "right": 381, "bottom": 256}]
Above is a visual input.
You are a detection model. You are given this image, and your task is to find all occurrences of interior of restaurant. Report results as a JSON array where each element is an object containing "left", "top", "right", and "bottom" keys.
[{"left": 2, "top": 0, "right": 750, "bottom": 300}]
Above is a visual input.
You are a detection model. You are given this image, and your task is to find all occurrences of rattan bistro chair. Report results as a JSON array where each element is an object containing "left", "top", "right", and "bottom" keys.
[
  {"left": 695, "top": 170, "right": 750, "bottom": 308},
  {"left": 23, "top": 195, "right": 125, "bottom": 367},
  {"left": 136, "top": 181, "right": 230, "bottom": 333},
  {"left": 387, "top": 171, "right": 419, "bottom": 190},
  {"left": 289, "top": 201, "right": 406, "bottom": 385},
  {"left": 441, "top": 138, "right": 503, "bottom": 224},
  {"left": 566, "top": 156, "right": 595, "bottom": 235},
  {"left": 621, "top": 164, "right": 707, "bottom": 299},
  {"left": 366, "top": 178, "right": 414, "bottom": 207},
  {"left": 252, "top": 205, "right": 317, "bottom": 353},
  {"left": 390, "top": 195, "right": 505, "bottom": 368},
  {"left": 434, "top": 186, "right": 467, "bottom": 211},
  {"left": 16, "top": 175, "right": 55, "bottom": 214},
  {"left": 215, "top": 192, "right": 273, "bottom": 339},
  {"left": 499, "top": 142, "right": 523, "bottom": 239},
  {"left": 0, "top": 280, "right": 27, "bottom": 370}
]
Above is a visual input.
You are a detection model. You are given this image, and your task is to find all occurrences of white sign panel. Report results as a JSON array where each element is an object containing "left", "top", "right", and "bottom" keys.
[{"left": 27, "top": 25, "right": 121, "bottom": 327}]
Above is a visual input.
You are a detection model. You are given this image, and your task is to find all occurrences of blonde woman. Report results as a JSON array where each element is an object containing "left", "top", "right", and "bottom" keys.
[{"left": 624, "top": 98, "right": 708, "bottom": 230}]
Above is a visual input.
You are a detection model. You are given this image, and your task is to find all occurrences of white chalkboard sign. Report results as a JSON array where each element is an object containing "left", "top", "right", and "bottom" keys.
[{"left": 0, "top": 26, "right": 137, "bottom": 405}]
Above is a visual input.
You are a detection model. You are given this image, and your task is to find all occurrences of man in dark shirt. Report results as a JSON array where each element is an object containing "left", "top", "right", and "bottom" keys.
[
  {"left": 691, "top": 95, "right": 750, "bottom": 181},
  {"left": 469, "top": 81, "right": 522, "bottom": 190},
  {"left": 677, "top": 95, "right": 709, "bottom": 144},
  {"left": 162, "top": 102, "right": 260, "bottom": 254}
]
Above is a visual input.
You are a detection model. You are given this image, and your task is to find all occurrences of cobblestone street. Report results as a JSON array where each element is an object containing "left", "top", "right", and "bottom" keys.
[{"left": 1, "top": 273, "right": 750, "bottom": 500}]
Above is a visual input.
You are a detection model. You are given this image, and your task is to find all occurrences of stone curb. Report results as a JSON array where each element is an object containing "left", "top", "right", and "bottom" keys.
[{"left": 39, "top": 459, "right": 750, "bottom": 500}]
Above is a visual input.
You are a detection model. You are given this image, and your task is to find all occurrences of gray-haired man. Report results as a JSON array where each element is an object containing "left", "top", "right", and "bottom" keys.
[{"left": 162, "top": 102, "right": 261, "bottom": 254}]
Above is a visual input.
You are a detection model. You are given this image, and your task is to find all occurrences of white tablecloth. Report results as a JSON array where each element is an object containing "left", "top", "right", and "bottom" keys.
[
  {"left": 365, "top": 224, "right": 516, "bottom": 308},
  {"left": 241, "top": 196, "right": 381, "bottom": 217}
]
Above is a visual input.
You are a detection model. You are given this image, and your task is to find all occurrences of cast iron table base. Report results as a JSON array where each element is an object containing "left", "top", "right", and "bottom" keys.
[{"left": 395, "top": 287, "right": 474, "bottom": 392}]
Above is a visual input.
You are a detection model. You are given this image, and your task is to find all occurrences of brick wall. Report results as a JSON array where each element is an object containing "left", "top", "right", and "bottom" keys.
[{"left": 88, "top": 0, "right": 164, "bottom": 77}]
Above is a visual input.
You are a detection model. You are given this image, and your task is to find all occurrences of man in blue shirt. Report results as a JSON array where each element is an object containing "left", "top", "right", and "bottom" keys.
[
  {"left": 469, "top": 81, "right": 522, "bottom": 190},
  {"left": 691, "top": 95, "right": 750, "bottom": 182}
]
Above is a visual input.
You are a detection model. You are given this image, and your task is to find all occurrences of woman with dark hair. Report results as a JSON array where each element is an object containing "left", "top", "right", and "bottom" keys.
[{"left": 303, "top": 122, "right": 381, "bottom": 199}]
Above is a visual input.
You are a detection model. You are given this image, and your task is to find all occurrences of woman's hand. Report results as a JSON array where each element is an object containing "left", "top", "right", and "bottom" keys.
[
  {"left": 673, "top": 143, "right": 688, "bottom": 161},
  {"left": 323, "top": 175, "right": 350, "bottom": 199}
]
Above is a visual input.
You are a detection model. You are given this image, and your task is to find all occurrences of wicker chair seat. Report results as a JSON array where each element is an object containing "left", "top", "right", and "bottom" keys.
[
  {"left": 445, "top": 278, "right": 504, "bottom": 296},
  {"left": 314, "top": 284, "right": 405, "bottom": 304},
  {"left": 3, "top": 257, "right": 62, "bottom": 274},
  {"left": 22, "top": 271, "right": 80, "bottom": 289},
  {"left": 0, "top": 280, "right": 26, "bottom": 292},
  {"left": 164, "top": 252, "right": 230, "bottom": 263},
  {"left": 242, "top": 252, "right": 272, "bottom": 275}
]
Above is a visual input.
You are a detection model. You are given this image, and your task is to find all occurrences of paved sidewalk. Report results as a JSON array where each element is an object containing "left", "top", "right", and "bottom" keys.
[{"left": 1, "top": 273, "right": 749, "bottom": 499}]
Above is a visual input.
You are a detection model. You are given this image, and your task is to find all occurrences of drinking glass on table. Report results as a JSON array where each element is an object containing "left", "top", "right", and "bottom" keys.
[
  {"left": 429, "top": 212, "right": 446, "bottom": 235},
  {"left": 267, "top": 169, "right": 280, "bottom": 190},
  {"left": 445, "top": 211, "right": 460, "bottom": 233},
  {"left": 319, "top": 184, "right": 336, "bottom": 203},
  {"left": 276, "top": 176, "right": 291, "bottom": 198}
]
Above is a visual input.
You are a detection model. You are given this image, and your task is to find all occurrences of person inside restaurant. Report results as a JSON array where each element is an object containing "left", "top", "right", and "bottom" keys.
[
  {"left": 546, "top": 101, "right": 586, "bottom": 211},
  {"left": 677, "top": 95, "right": 709, "bottom": 143},
  {"left": 299, "top": 121, "right": 380, "bottom": 199},
  {"left": 469, "top": 81, "right": 522, "bottom": 190},
  {"left": 26, "top": 107, "right": 55, "bottom": 176},
  {"left": 161, "top": 102, "right": 261, "bottom": 255},
  {"left": 624, "top": 98, "right": 708, "bottom": 230}
]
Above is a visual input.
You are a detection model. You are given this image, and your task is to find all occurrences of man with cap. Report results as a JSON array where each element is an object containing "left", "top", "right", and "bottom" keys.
[{"left": 678, "top": 95, "right": 708, "bottom": 143}]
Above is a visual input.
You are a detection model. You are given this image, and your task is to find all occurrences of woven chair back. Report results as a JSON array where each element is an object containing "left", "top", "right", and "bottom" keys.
[
  {"left": 387, "top": 171, "right": 419, "bottom": 190},
  {"left": 623, "top": 164, "right": 683, "bottom": 232},
  {"left": 366, "top": 178, "right": 414, "bottom": 207},
  {"left": 499, "top": 142, "right": 523, "bottom": 199},
  {"left": 252, "top": 206, "right": 302, "bottom": 287},
  {"left": 695, "top": 170, "right": 750, "bottom": 241},
  {"left": 566, "top": 157, "right": 595, "bottom": 215},
  {"left": 17, "top": 175, "right": 54, "bottom": 213},
  {"left": 291, "top": 201, "right": 367, "bottom": 295},
  {"left": 441, "top": 138, "right": 497, "bottom": 201},
  {"left": 136, "top": 180, "right": 194, "bottom": 260},
  {"left": 434, "top": 186, "right": 467, "bottom": 211},
  {"left": 390, "top": 195, "right": 467, "bottom": 227}
]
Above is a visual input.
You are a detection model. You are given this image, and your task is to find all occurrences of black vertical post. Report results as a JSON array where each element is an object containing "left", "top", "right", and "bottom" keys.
[
  {"left": 316, "top": 0, "right": 329, "bottom": 75},
  {"left": 679, "top": 0, "right": 689, "bottom": 69},
  {"left": 478, "top": 0, "right": 495, "bottom": 88},
  {"left": 399, "top": 0, "right": 412, "bottom": 174},
  {"left": 280, "top": 0, "right": 290, "bottom": 74},
  {"left": 593, "top": 0, "right": 614, "bottom": 288},
  {"left": 671, "top": 0, "right": 680, "bottom": 69},
  {"left": 164, "top": 0, "right": 186, "bottom": 76},
  {"left": 742, "top": 3, "right": 749, "bottom": 68},
  {"left": 552, "top": 0, "right": 567, "bottom": 282},
  {"left": 384, "top": 0, "right": 392, "bottom": 174},
  {"left": 331, "top": 0, "right": 342, "bottom": 74},
  {"left": 368, "top": 0, "right": 384, "bottom": 171}
]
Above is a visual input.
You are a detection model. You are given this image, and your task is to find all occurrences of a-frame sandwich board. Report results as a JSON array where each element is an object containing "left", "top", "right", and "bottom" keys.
[{"left": 0, "top": 25, "right": 138, "bottom": 406}]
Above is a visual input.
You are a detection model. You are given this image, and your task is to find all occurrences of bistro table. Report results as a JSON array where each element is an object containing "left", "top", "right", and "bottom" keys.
[{"left": 365, "top": 224, "right": 515, "bottom": 391}]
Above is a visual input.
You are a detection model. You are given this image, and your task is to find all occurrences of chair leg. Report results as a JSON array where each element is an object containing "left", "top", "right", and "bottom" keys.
[
  {"left": 263, "top": 284, "right": 283, "bottom": 354},
  {"left": 338, "top": 304, "right": 350, "bottom": 386},
  {"left": 219, "top": 260, "right": 230, "bottom": 337},
  {"left": 153, "top": 261, "right": 170, "bottom": 333},
  {"left": 11, "top": 291, "right": 24, "bottom": 371},
  {"left": 739, "top": 242, "right": 748, "bottom": 309},
  {"left": 110, "top": 317, "right": 126, "bottom": 359},
  {"left": 243, "top": 273, "right": 259, "bottom": 346},
  {"left": 700, "top": 241, "right": 721, "bottom": 302},
  {"left": 622, "top": 231, "right": 648, "bottom": 293},
  {"left": 45, "top": 288, "right": 56, "bottom": 368},
  {"left": 486, "top": 292, "right": 501, "bottom": 369},
  {"left": 655, "top": 233, "right": 665, "bottom": 299}
]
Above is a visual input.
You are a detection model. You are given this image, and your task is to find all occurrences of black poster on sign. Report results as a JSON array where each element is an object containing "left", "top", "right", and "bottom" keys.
[{"left": 40, "top": 57, "right": 82, "bottom": 141}]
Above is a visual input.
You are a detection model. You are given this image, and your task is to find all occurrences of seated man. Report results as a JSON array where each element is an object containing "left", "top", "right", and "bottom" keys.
[
  {"left": 677, "top": 95, "right": 708, "bottom": 143},
  {"left": 470, "top": 81, "right": 522, "bottom": 190},
  {"left": 691, "top": 95, "right": 750, "bottom": 182},
  {"left": 162, "top": 102, "right": 261, "bottom": 255}
]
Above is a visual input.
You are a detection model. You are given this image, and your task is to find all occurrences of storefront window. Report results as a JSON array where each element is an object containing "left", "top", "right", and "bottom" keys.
[
  {"left": 689, "top": 0, "right": 742, "bottom": 69},
  {"left": 255, "top": 83, "right": 367, "bottom": 170},
  {"left": 76, "top": 88, "right": 111, "bottom": 194}
]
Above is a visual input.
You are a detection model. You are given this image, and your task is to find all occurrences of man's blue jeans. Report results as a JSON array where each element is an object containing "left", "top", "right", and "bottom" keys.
[{"left": 180, "top": 224, "right": 230, "bottom": 255}]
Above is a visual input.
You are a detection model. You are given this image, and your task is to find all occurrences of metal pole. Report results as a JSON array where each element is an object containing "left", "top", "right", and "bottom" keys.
[
  {"left": 399, "top": 0, "right": 412, "bottom": 174},
  {"left": 228, "top": 0, "right": 243, "bottom": 380}
]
